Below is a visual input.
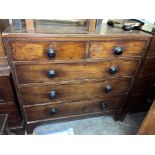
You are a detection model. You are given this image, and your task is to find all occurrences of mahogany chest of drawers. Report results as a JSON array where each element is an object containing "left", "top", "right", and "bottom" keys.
[{"left": 2, "top": 25, "right": 152, "bottom": 133}]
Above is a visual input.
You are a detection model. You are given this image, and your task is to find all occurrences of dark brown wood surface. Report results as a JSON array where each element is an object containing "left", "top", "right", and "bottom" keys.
[
  {"left": 132, "top": 75, "right": 155, "bottom": 93},
  {"left": 15, "top": 59, "right": 139, "bottom": 84},
  {"left": 0, "top": 69, "right": 21, "bottom": 127},
  {"left": 141, "top": 56, "right": 155, "bottom": 75},
  {"left": 2, "top": 22, "right": 153, "bottom": 133},
  {"left": 125, "top": 93, "right": 154, "bottom": 111},
  {"left": 25, "top": 96, "right": 125, "bottom": 122},
  {"left": 20, "top": 77, "right": 131, "bottom": 105},
  {"left": 147, "top": 34, "right": 155, "bottom": 56},
  {"left": 10, "top": 41, "right": 86, "bottom": 61},
  {"left": 0, "top": 102, "right": 20, "bottom": 126},
  {"left": 0, "top": 76, "right": 15, "bottom": 102}
]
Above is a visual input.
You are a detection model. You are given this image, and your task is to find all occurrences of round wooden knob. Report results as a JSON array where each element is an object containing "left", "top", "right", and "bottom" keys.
[
  {"left": 113, "top": 47, "right": 123, "bottom": 55},
  {"left": 104, "top": 85, "right": 112, "bottom": 93},
  {"left": 109, "top": 66, "right": 118, "bottom": 74},
  {"left": 48, "top": 70, "right": 57, "bottom": 78},
  {"left": 99, "top": 102, "right": 108, "bottom": 110},
  {"left": 49, "top": 91, "right": 57, "bottom": 99},
  {"left": 47, "top": 48, "right": 56, "bottom": 58},
  {"left": 50, "top": 107, "right": 58, "bottom": 115}
]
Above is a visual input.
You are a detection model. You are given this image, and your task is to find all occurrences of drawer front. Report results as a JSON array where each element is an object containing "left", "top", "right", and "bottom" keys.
[
  {"left": 133, "top": 75, "right": 155, "bottom": 93},
  {"left": 141, "top": 57, "right": 155, "bottom": 75},
  {"left": 10, "top": 41, "right": 86, "bottom": 61},
  {"left": 24, "top": 96, "right": 125, "bottom": 122},
  {"left": 0, "top": 102, "right": 20, "bottom": 126},
  {"left": 0, "top": 77, "right": 14, "bottom": 102},
  {"left": 89, "top": 41, "right": 146, "bottom": 59},
  {"left": 15, "top": 60, "right": 138, "bottom": 84},
  {"left": 20, "top": 78, "right": 131, "bottom": 105}
]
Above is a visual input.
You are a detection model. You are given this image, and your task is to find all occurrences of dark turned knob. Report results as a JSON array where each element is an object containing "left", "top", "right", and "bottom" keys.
[
  {"left": 109, "top": 66, "right": 118, "bottom": 74},
  {"left": 50, "top": 107, "right": 58, "bottom": 115},
  {"left": 47, "top": 48, "right": 56, "bottom": 58},
  {"left": 113, "top": 47, "right": 123, "bottom": 55},
  {"left": 48, "top": 70, "right": 57, "bottom": 78},
  {"left": 99, "top": 102, "right": 108, "bottom": 110},
  {"left": 49, "top": 91, "right": 57, "bottom": 99},
  {"left": 104, "top": 85, "right": 112, "bottom": 93}
]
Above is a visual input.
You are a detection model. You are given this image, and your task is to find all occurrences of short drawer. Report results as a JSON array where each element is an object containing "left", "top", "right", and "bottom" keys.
[
  {"left": 20, "top": 77, "right": 131, "bottom": 105},
  {"left": 15, "top": 60, "right": 139, "bottom": 84},
  {"left": 24, "top": 96, "right": 125, "bottom": 122},
  {"left": 89, "top": 41, "right": 146, "bottom": 59},
  {"left": 10, "top": 41, "right": 86, "bottom": 61},
  {"left": 0, "top": 76, "right": 14, "bottom": 102},
  {"left": 141, "top": 57, "right": 155, "bottom": 75},
  {"left": 133, "top": 75, "right": 155, "bottom": 93}
]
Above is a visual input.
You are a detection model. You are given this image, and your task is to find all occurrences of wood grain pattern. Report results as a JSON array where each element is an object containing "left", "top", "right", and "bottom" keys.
[
  {"left": 89, "top": 41, "right": 146, "bottom": 58},
  {"left": 2, "top": 23, "right": 152, "bottom": 131},
  {"left": 24, "top": 96, "right": 125, "bottom": 122},
  {"left": 138, "top": 100, "right": 155, "bottom": 135},
  {"left": 10, "top": 41, "right": 86, "bottom": 61},
  {"left": 141, "top": 57, "right": 155, "bottom": 75},
  {"left": 20, "top": 77, "right": 131, "bottom": 105},
  {"left": 15, "top": 60, "right": 139, "bottom": 84}
]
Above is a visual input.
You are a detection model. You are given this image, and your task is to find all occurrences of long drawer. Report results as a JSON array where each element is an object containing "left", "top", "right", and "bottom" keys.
[
  {"left": 9, "top": 41, "right": 86, "bottom": 61},
  {"left": 15, "top": 60, "right": 139, "bottom": 84},
  {"left": 89, "top": 41, "right": 146, "bottom": 58},
  {"left": 24, "top": 96, "right": 125, "bottom": 122},
  {"left": 20, "top": 77, "right": 131, "bottom": 105}
]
